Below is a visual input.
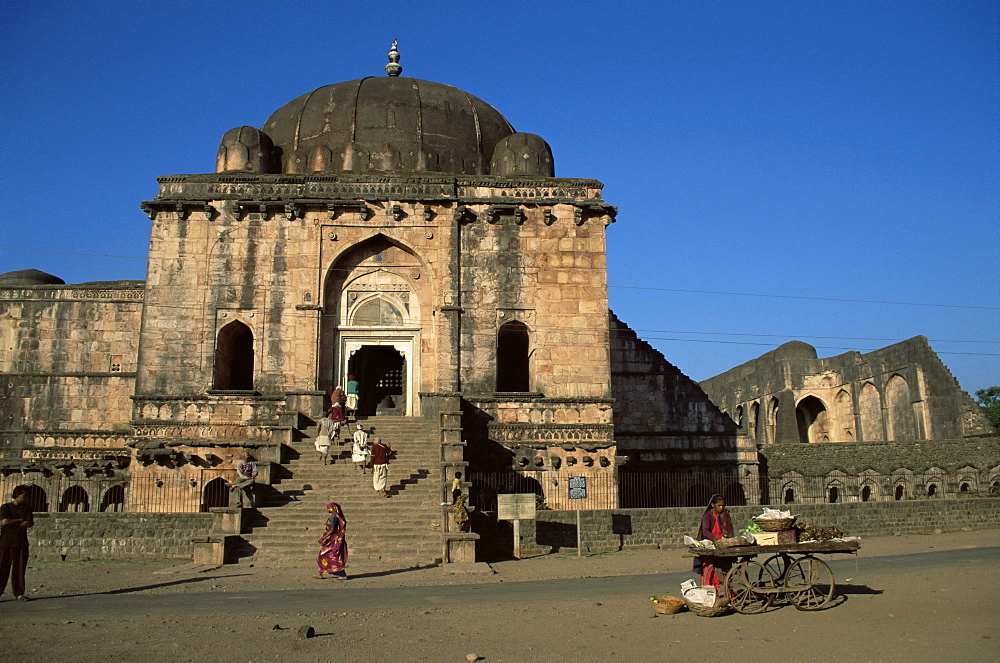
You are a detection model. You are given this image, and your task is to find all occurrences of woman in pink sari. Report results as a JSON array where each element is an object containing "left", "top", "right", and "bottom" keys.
[{"left": 314, "top": 502, "right": 348, "bottom": 579}]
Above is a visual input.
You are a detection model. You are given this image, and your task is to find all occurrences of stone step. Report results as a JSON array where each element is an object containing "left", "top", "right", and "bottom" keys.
[{"left": 240, "top": 413, "right": 450, "bottom": 566}]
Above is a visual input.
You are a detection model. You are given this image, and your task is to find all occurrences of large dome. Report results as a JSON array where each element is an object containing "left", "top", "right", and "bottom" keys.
[{"left": 261, "top": 76, "right": 516, "bottom": 176}]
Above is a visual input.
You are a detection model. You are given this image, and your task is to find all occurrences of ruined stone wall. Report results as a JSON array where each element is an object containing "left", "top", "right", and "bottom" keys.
[
  {"left": 699, "top": 337, "right": 993, "bottom": 447},
  {"left": 474, "top": 499, "right": 1000, "bottom": 557},
  {"left": 609, "top": 313, "right": 751, "bottom": 469},
  {"left": 0, "top": 283, "right": 143, "bottom": 451}
]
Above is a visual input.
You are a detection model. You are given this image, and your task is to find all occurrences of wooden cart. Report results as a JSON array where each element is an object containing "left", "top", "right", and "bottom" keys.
[{"left": 687, "top": 540, "right": 860, "bottom": 614}]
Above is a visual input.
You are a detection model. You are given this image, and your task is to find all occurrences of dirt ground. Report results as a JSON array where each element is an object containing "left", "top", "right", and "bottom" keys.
[{"left": 3, "top": 528, "right": 998, "bottom": 662}]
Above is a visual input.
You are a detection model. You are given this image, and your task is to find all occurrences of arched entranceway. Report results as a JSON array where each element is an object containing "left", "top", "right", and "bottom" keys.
[
  {"left": 796, "top": 395, "right": 829, "bottom": 443},
  {"left": 321, "top": 235, "right": 426, "bottom": 416},
  {"left": 348, "top": 345, "right": 406, "bottom": 416}
]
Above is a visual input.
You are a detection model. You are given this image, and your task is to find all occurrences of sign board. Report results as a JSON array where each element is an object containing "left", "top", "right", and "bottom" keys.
[
  {"left": 568, "top": 476, "right": 587, "bottom": 500},
  {"left": 497, "top": 493, "right": 537, "bottom": 521}
]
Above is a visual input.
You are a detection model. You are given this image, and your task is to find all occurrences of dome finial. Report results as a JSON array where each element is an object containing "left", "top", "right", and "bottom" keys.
[{"left": 385, "top": 39, "right": 402, "bottom": 77}]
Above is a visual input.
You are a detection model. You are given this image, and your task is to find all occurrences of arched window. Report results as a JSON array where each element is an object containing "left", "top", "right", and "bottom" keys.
[
  {"left": 796, "top": 396, "right": 828, "bottom": 443},
  {"left": 926, "top": 483, "right": 938, "bottom": 497},
  {"left": 59, "top": 485, "right": 90, "bottom": 512},
  {"left": 23, "top": 485, "right": 47, "bottom": 512},
  {"left": 100, "top": 485, "right": 126, "bottom": 512},
  {"left": 203, "top": 477, "right": 230, "bottom": 510},
  {"left": 860, "top": 485, "right": 873, "bottom": 502},
  {"left": 351, "top": 297, "right": 404, "bottom": 326},
  {"left": 784, "top": 487, "right": 796, "bottom": 504},
  {"left": 749, "top": 402, "right": 760, "bottom": 441},
  {"left": 828, "top": 485, "right": 840, "bottom": 503},
  {"left": 214, "top": 321, "right": 254, "bottom": 390},
  {"left": 894, "top": 484, "right": 905, "bottom": 501},
  {"left": 496, "top": 321, "right": 530, "bottom": 392},
  {"left": 734, "top": 405, "right": 744, "bottom": 429}
]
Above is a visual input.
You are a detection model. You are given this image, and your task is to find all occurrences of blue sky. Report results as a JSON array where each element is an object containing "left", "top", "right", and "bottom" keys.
[{"left": 1, "top": 1, "right": 997, "bottom": 395}]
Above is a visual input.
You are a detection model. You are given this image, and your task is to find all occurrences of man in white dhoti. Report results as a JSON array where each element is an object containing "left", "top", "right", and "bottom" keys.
[
  {"left": 351, "top": 424, "right": 370, "bottom": 474},
  {"left": 368, "top": 437, "right": 393, "bottom": 497}
]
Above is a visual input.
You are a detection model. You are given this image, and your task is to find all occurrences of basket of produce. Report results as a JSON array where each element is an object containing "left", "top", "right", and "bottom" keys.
[
  {"left": 753, "top": 516, "right": 796, "bottom": 532},
  {"left": 683, "top": 595, "right": 730, "bottom": 618},
  {"left": 649, "top": 595, "right": 685, "bottom": 615}
]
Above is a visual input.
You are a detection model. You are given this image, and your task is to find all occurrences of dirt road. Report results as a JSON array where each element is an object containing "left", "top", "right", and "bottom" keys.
[{"left": 3, "top": 529, "right": 998, "bottom": 662}]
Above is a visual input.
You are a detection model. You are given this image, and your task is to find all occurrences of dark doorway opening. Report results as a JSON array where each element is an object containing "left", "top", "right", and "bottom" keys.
[
  {"left": 214, "top": 321, "right": 254, "bottom": 390},
  {"left": 496, "top": 321, "right": 530, "bottom": 392},
  {"left": 348, "top": 346, "right": 406, "bottom": 416}
]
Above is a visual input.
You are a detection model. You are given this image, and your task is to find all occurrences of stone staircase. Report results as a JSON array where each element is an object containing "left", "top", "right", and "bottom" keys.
[{"left": 239, "top": 416, "right": 446, "bottom": 567}]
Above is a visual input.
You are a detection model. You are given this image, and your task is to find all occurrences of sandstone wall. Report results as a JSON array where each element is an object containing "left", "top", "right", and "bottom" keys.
[{"left": 0, "top": 282, "right": 143, "bottom": 450}]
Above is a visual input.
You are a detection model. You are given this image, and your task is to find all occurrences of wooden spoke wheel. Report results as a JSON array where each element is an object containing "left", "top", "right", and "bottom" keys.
[
  {"left": 723, "top": 560, "right": 776, "bottom": 614},
  {"left": 761, "top": 553, "right": 794, "bottom": 605},
  {"left": 784, "top": 555, "right": 836, "bottom": 610}
]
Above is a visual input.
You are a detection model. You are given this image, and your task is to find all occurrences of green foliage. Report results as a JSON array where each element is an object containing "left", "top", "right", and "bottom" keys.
[{"left": 975, "top": 386, "right": 1000, "bottom": 428}]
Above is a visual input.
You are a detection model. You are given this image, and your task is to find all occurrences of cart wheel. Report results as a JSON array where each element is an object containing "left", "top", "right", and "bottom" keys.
[
  {"left": 762, "top": 554, "right": 793, "bottom": 605},
  {"left": 723, "top": 560, "right": 776, "bottom": 614},
  {"left": 785, "top": 555, "right": 836, "bottom": 610}
]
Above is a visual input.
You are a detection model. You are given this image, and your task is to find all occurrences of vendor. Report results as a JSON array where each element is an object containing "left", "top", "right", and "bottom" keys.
[{"left": 694, "top": 494, "right": 734, "bottom": 590}]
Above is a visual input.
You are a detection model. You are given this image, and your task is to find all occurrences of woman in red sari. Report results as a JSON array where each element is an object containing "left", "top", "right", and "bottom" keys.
[
  {"left": 694, "top": 494, "right": 734, "bottom": 590},
  {"left": 314, "top": 502, "right": 348, "bottom": 579}
]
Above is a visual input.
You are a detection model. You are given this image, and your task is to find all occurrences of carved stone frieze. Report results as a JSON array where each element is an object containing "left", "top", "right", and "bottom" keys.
[{"left": 487, "top": 423, "right": 615, "bottom": 447}]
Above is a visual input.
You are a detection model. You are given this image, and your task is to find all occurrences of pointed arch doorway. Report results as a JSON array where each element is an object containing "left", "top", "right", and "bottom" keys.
[
  {"left": 321, "top": 235, "right": 425, "bottom": 417},
  {"left": 345, "top": 343, "right": 408, "bottom": 416}
]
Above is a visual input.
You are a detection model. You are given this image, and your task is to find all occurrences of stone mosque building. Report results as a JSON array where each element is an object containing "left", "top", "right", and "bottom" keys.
[{"left": 1, "top": 45, "right": 996, "bottom": 563}]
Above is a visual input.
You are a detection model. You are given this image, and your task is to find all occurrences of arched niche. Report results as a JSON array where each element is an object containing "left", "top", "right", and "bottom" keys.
[
  {"left": 214, "top": 321, "right": 254, "bottom": 390},
  {"left": 834, "top": 389, "right": 855, "bottom": 442},
  {"left": 858, "top": 382, "right": 883, "bottom": 442},
  {"left": 885, "top": 374, "right": 915, "bottom": 441}
]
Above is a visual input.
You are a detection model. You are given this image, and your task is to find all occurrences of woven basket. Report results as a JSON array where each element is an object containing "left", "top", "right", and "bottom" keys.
[
  {"left": 684, "top": 596, "right": 730, "bottom": 617},
  {"left": 650, "top": 595, "right": 685, "bottom": 615},
  {"left": 754, "top": 516, "right": 796, "bottom": 532}
]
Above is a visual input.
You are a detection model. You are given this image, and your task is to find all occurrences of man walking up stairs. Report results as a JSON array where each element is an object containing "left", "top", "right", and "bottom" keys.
[{"left": 240, "top": 416, "right": 446, "bottom": 568}]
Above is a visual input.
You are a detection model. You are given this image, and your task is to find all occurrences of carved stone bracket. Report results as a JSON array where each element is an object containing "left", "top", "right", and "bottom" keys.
[
  {"left": 389, "top": 204, "right": 405, "bottom": 221},
  {"left": 423, "top": 205, "right": 434, "bottom": 221},
  {"left": 140, "top": 200, "right": 218, "bottom": 222},
  {"left": 573, "top": 203, "right": 618, "bottom": 226},
  {"left": 284, "top": 202, "right": 302, "bottom": 220},
  {"left": 453, "top": 205, "right": 475, "bottom": 224},
  {"left": 484, "top": 204, "right": 524, "bottom": 224},
  {"left": 327, "top": 200, "right": 369, "bottom": 220},
  {"left": 543, "top": 209, "right": 557, "bottom": 226}
]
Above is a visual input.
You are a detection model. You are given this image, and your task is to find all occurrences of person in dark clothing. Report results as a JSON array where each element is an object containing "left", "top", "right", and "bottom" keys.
[{"left": 0, "top": 485, "right": 34, "bottom": 601}]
